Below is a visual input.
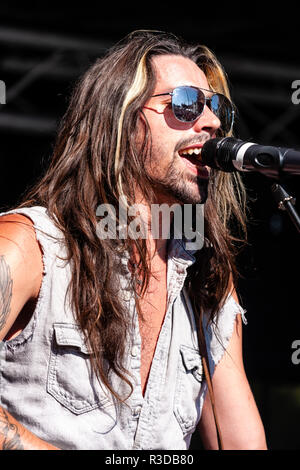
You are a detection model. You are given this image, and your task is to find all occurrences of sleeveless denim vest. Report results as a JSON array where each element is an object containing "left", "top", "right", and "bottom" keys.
[{"left": 0, "top": 206, "right": 246, "bottom": 450}]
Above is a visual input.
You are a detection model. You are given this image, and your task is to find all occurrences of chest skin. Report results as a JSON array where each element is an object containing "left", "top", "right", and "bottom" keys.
[{"left": 136, "top": 255, "right": 168, "bottom": 396}]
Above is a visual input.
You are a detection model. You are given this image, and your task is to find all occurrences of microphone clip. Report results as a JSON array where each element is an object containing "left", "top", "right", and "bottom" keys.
[{"left": 271, "top": 183, "right": 300, "bottom": 234}]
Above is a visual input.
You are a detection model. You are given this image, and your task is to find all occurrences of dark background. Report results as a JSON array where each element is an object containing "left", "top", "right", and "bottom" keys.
[{"left": 0, "top": 2, "right": 299, "bottom": 450}]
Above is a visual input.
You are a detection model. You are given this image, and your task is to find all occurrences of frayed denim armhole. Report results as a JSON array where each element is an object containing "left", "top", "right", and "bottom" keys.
[
  {"left": 202, "top": 295, "right": 247, "bottom": 371},
  {"left": 0, "top": 206, "right": 63, "bottom": 351},
  {"left": 0, "top": 205, "right": 58, "bottom": 272}
]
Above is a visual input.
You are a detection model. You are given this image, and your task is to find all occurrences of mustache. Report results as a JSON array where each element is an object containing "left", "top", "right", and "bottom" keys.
[{"left": 174, "top": 134, "right": 211, "bottom": 154}]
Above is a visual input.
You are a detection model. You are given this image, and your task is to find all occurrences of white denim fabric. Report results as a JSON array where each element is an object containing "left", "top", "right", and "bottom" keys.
[{"left": 0, "top": 206, "right": 246, "bottom": 450}]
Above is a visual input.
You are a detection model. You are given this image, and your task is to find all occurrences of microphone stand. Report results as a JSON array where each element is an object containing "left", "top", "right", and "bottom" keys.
[
  {"left": 271, "top": 183, "right": 300, "bottom": 234},
  {"left": 239, "top": 148, "right": 300, "bottom": 235}
]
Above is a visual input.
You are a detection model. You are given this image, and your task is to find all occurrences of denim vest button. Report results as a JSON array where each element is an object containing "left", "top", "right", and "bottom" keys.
[{"left": 132, "top": 406, "right": 142, "bottom": 417}]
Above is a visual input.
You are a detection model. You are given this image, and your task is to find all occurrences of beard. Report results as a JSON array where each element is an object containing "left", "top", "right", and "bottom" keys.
[
  {"left": 144, "top": 133, "right": 211, "bottom": 205},
  {"left": 148, "top": 155, "right": 209, "bottom": 205}
]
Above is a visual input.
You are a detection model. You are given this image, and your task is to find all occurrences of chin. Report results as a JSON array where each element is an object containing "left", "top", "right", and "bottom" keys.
[
  {"left": 171, "top": 177, "right": 209, "bottom": 205},
  {"left": 150, "top": 164, "right": 209, "bottom": 205}
]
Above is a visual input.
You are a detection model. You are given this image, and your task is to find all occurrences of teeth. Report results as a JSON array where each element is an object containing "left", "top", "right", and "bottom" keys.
[{"left": 180, "top": 147, "right": 201, "bottom": 156}]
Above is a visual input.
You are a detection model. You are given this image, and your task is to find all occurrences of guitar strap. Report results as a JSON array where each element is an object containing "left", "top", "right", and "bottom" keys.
[
  {"left": 197, "top": 311, "right": 224, "bottom": 450},
  {"left": 183, "top": 288, "right": 224, "bottom": 450}
]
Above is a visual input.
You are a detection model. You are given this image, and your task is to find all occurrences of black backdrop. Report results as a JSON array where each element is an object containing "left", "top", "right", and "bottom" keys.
[{"left": 0, "top": 2, "right": 299, "bottom": 450}]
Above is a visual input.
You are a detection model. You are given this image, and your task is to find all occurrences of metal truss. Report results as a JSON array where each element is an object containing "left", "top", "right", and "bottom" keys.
[{"left": 1, "top": 26, "right": 300, "bottom": 147}]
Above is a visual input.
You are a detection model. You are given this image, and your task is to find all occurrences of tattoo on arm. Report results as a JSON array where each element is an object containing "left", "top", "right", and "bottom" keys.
[
  {"left": 0, "top": 408, "right": 24, "bottom": 450},
  {"left": 0, "top": 255, "right": 13, "bottom": 332}
]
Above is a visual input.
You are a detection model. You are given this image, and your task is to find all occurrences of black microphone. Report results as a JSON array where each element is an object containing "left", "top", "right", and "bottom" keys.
[{"left": 201, "top": 137, "right": 300, "bottom": 178}]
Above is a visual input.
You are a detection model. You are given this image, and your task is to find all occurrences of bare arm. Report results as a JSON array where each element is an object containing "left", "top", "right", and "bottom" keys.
[
  {"left": 0, "top": 214, "right": 59, "bottom": 450},
  {"left": 0, "top": 407, "right": 58, "bottom": 450},
  {"left": 198, "top": 294, "right": 267, "bottom": 450},
  {"left": 0, "top": 214, "right": 43, "bottom": 341}
]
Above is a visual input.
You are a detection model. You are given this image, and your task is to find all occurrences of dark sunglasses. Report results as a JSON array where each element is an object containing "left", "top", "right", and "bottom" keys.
[{"left": 151, "top": 85, "right": 234, "bottom": 134}]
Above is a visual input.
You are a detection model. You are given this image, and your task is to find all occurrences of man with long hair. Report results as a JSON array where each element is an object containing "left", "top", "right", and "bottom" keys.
[{"left": 0, "top": 31, "right": 267, "bottom": 450}]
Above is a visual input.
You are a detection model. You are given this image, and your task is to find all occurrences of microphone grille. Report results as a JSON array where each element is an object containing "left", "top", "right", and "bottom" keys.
[
  {"left": 202, "top": 137, "right": 241, "bottom": 172},
  {"left": 201, "top": 138, "right": 220, "bottom": 169}
]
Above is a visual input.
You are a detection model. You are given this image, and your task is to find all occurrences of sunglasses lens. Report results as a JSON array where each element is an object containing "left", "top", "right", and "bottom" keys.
[
  {"left": 172, "top": 86, "right": 205, "bottom": 122},
  {"left": 210, "top": 94, "right": 234, "bottom": 133},
  {"left": 171, "top": 86, "right": 234, "bottom": 133}
]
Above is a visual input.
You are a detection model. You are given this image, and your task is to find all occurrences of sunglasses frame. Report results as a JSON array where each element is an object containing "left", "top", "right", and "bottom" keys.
[{"left": 151, "top": 85, "right": 235, "bottom": 133}]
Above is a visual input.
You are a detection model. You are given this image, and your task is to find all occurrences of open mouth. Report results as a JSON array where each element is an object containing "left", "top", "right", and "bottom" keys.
[{"left": 178, "top": 145, "right": 209, "bottom": 178}]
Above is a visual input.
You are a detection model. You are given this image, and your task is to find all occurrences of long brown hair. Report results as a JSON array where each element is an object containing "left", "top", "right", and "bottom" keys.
[{"left": 18, "top": 30, "right": 247, "bottom": 401}]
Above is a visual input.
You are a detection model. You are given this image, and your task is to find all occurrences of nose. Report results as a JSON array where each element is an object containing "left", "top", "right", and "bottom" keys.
[{"left": 192, "top": 104, "right": 221, "bottom": 135}]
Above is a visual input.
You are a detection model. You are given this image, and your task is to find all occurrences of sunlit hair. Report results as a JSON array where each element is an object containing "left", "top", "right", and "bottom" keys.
[{"left": 17, "top": 30, "right": 247, "bottom": 401}]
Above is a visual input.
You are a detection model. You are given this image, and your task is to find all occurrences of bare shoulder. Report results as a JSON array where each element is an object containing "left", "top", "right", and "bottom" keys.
[
  {"left": 0, "top": 213, "right": 43, "bottom": 340},
  {"left": 0, "top": 213, "right": 43, "bottom": 273},
  {"left": 0, "top": 212, "right": 37, "bottom": 239}
]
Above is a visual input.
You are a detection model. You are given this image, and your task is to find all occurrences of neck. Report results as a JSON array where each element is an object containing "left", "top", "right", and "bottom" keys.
[
  {"left": 129, "top": 188, "right": 175, "bottom": 264},
  {"left": 135, "top": 189, "right": 174, "bottom": 253}
]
